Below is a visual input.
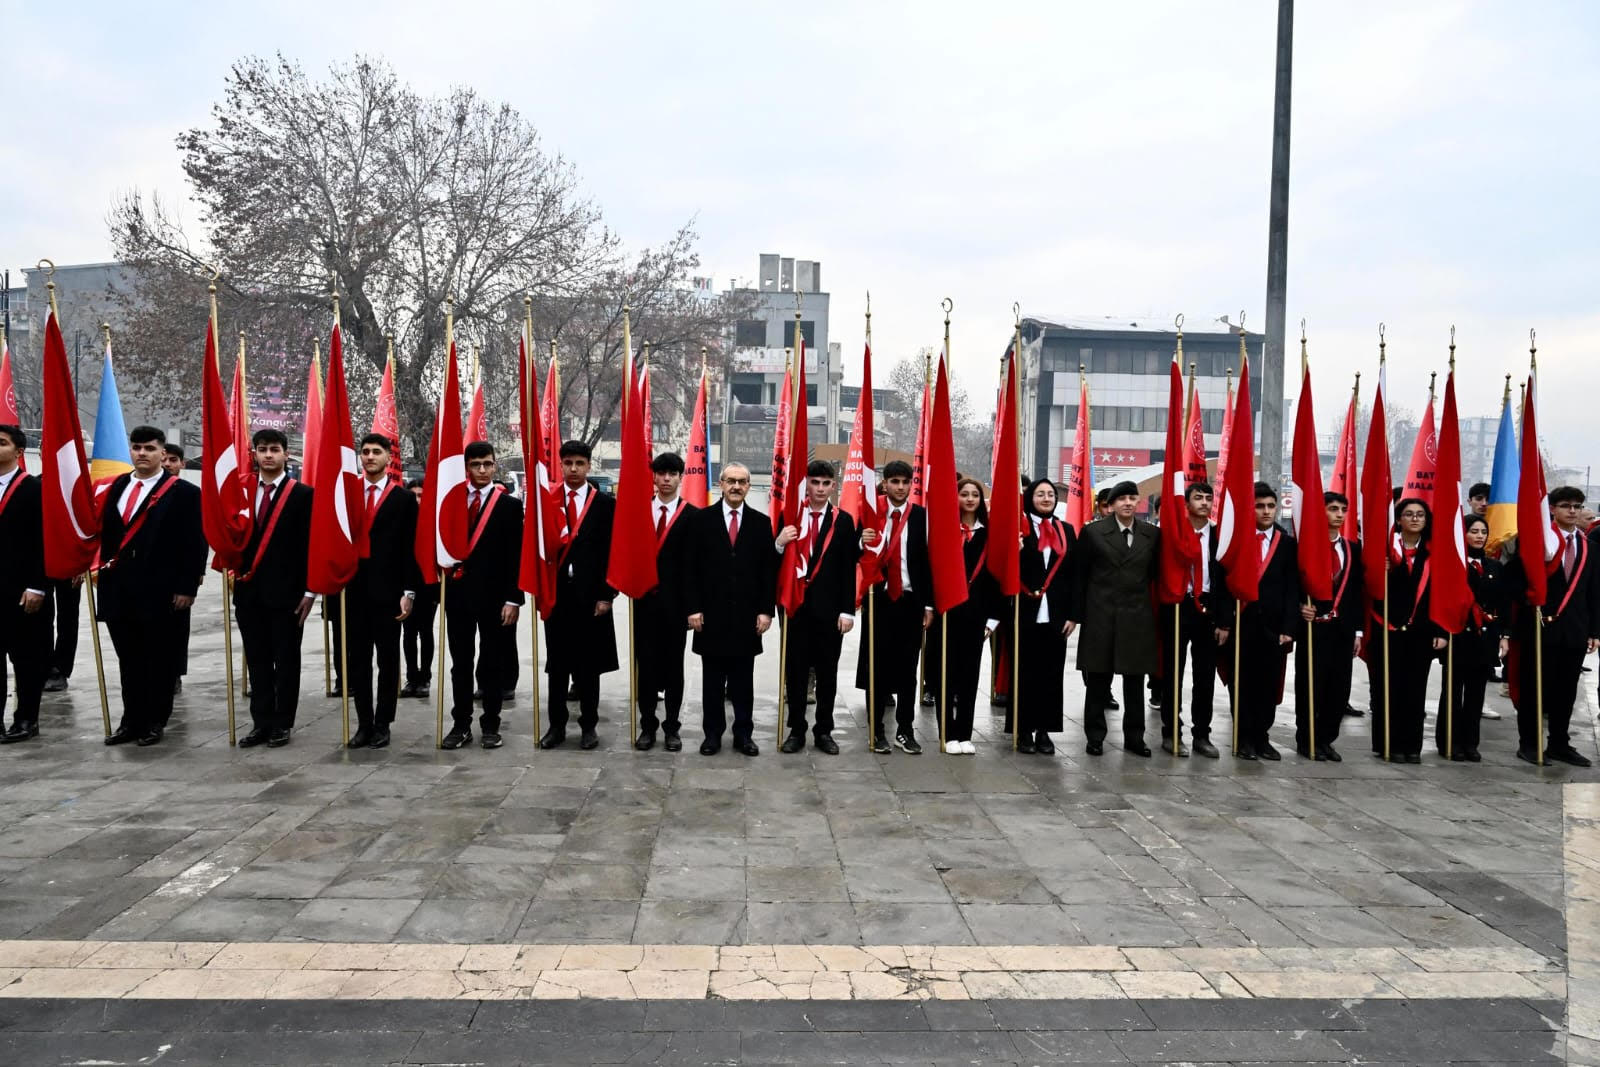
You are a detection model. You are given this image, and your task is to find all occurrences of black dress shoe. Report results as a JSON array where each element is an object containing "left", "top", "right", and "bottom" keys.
[
  {"left": 238, "top": 730, "right": 269, "bottom": 748},
  {"left": 105, "top": 726, "right": 138, "bottom": 746},
  {"left": 733, "top": 737, "right": 760, "bottom": 757},
  {"left": 2, "top": 722, "right": 40, "bottom": 744},
  {"left": 663, "top": 733, "right": 682, "bottom": 752},
  {"left": 1343, "top": 704, "right": 1364, "bottom": 717},
  {"left": 635, "top": 731, "right": 657, "bottom": 751},
  {"left": 1034, "top": 733, "right": 1056, "bottom": 755},
  {"left": 327, "top": 685, "right": 344, "bottom": 699},
  {"left": 501, "top": 689, "right": 516, "bottom": 704},
  {"left": 780, "top": 733, "right": 806, "bottom": 754},
  {"left": 347, "top": 727, "right": 374, "bottom": 749},
  {"left": 579, "top": 730, "right": 599, "bottom": 750},
  {"left": 1017, "top": 736, "right": 1037, "bottom": 755},
  {"left": 441, "top": 728, "right": 471, "bottom": 750},
  {"left": 1552, "top": 747, "right": 1594, "bottom": 768},
  {"left": 1105, "top": 696, "right": 1120, "bottom": 711},
  {"left": 472, "top": 689, "right": 483, "bottom": 701},
  {"left": 1450, "top": 750, "right": 1466, "bottom": 762},
  {"left": 1193, "top": 738, "right": 1220, "bottom": 759},
  {"left": 172, "top": 678, "right": 183, "bottom": 695},
  {"left": 1256, "top": 742, "right": 1282, "bottom": 761},
  {"left": 137, "top": 729, "right": 164, "bottom": 747},
  {"left": 1402, "top": 752, "right": 1421, "bottom": 764},
  {"left": 482, "top": 732, "right": 503, "bottom": 749},
  {"left": 538, "top": 728, "right": 566, "bottom": 750},
  {"left": 700, "top": 738, "right": 721, "bottom": 755},
  {"left": 267, "top": 729, "right": 292, "bottom": 747},
  {"left": 1516, "top": 748, "right": 1542, "bottom": 764},
  {"left": 43, "top": 673, "right": 68, "bottom": 693},
  {"left": 920, "top": 691, "right": 936, "bottom": 707},
  {"left": 1085, "top": 741, "right": 1103, "bottom": 756},
  {"left": 869, "top": 737, "right": 891, "bottom": 754},
  {"left": 400, "top": 680, "right": 420, "bottom": 698},
  {"left": 1465, "top": 749, "right": 1481, "bottom": 762},
  {"left": 1316, "top": 743, "right": 1342, "bottom": 763},
  {"left": 370, "top": 727, "right": 391, "bottom": 749},
  {"left": 1126, "top": 742, "right": 1152, "bottom": 758},
  {"left": 1236, "top": 746, "right": 1258, "bottom": 760}
]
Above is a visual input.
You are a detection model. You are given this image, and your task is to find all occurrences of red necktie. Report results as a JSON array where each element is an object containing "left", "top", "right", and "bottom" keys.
[
  {"left": 1405, "top": 545, "right": 1417, "bottom": 572},
  {"left": 656, "top": 503, "right": 669, "bottom": 543},
  {"left": 1257, "top": 530, "right": 1270, "bottom": 575},
  {"left": 469, "top": 489, "right": 483, "bottom": 528},
  {"left": 1037, "top": 519, "right": 1063, "bottom": 555},
  {"left": 256, "top": 481, "right": 276, "bottom": 530},
  {"left": 566, "top": 489, "right": 579, "bottom": 538},
  {"left": 728, "top": 507, "right": 740, "bottom": 545},
  {"left": 808, "top": 510, "right": 821, "bottom": 553},
  {"left": 963, "top": 525, "right": 973, "bottom": 544},
  {"left": 366, "top": 483, "right": 379, "bottom": 519},
  {"left": 885, "top": 509, "right": 906, "bottom": 600},
  {"left": 1565, "top": 534, "right": 1576, "bottom": 580},
  {"left": 121, "top": 481, "right": 143, "bottom": 524}
]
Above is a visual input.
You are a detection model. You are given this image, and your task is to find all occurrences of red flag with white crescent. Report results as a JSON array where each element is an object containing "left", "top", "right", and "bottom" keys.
[
  {"left": 307, "top": 322, "right": 368, "bottom": 593},
  {"left": 414, "top": 338, "right": 469, "bottom": 580},
  {"left": 39, "top": 308, "right": 100, "bottom": 578}
]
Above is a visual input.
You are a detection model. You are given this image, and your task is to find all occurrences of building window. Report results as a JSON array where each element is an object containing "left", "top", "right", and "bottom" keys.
[
  {"left": 1145, "top": 350, "right": 1162, "bottom": 374},
  {"left": 1130, "top": 407, "right": 1144, "bottom": 432},
  {"left": 730, "top": 381, "right": 762, "bottom": 405},
  {"left": 805, "top": 384, "right": 817, "bottom": 405},
  {"left": 735, "top": 320, "right": 766, "bottom": 347},
  {"left": 1091, "top": 351, "right": 1108, "bottom": 374},
  {"left": 1078, "top": 347, "right": 1092, "bottom": 371},
  {"left": 1204, "top": 409, "right": 1223, "bottom": 434},
  {"left": 782, "top": 320, "right": 817, "bottom": 349}
]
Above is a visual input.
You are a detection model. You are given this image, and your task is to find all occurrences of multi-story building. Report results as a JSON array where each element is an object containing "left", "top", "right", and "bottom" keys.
[{"left": 1013, "top": 313, "right": 1265, "bottom": 490}]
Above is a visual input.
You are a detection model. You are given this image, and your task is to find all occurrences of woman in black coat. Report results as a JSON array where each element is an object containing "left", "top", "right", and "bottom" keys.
[
  {"left": 1437, "top": 514, "right": 1507, "bottom": 762},
  {"left": 1371, "top": 497, "right": 1440, "bottom": 763},
  {"left": 1010, "top": 478, "right": 1077, "bottom": 754},
  {"left": 935, "top": 477, "right": 1002, "bottom": 753}
]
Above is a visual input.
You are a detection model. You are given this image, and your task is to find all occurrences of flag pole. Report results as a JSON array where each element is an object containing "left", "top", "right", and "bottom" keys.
[
  {"left": 918, "top": 345, "right": 932, "bottom": 711},
  {"left": 1011, "top": 306, "right": 1023, "bottom": 753},
  {"left": 1530, "top": 332, "right": 1544, "bottom": 766},
  {"left": 1229, "top": 317, "right": 1244, "bottom": 759},
  {"left": 332, "top": 283, "right": 351, "bottom": 747},
  {"left": 1231, "top": 603, "right": 1241, "bottom": 756},
  {"left": 623, "top": 304, "right": 638, "bottom": 747},
  {"left": 436, "top": 294, "right": 456, "bottom": 750},
  {"left": 525, "top": 296, "right": 542, "bottom": 745},
  {"left": 865, "top": 295, "right": 878, "bottom": 752},
  {"left": 224, "top": 574, "right": 237, "bottom": 745},
  {"left": 1300, "top": 327, "right": 1315, "bottom": 760},
  {"left": 777, "top": 302, "right": 799, "bottom": 746},
  {"left": 1442, "top": 334, "right": 1456, "bottom": 761},
  {"left": 1380, "top": 325, "right": 1392, "bottom": 764},
  {"left": 937, "top": 300, "right": 952, "bottom": 753}
]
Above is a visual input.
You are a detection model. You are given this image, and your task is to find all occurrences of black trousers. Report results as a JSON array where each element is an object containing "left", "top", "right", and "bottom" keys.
[
  {"left": 173, "top": 606, "right": 192, "bottom": 679},
  {"left": 1370, "top": 627, "right": 1432, "bottom": 756},
  {"left": 701, "top": 653, "right": 755, "bottom": 742},
  {"left": 1295, "top": 620, "right": 1354, "bottom": 752},
  {"left": 1437, "top": 629, "right": 1493, "bottom": 755},
  {"left": 1231, "top": 631, "right": 1286, "bottom": 751},
  {"left": 1013, "top": 619, "right": 1066, "bottom": 735},
  {"left": 1, "top": 598, "right": 54, "bottom": 726},
  {"left": 1159, "top": 600, "right": 1219, "bottom": 742},
  {"left": 236, "top": 599, "right": 304, "bottom": 734},
  {"left": 1519, "top": 639, "right": 1586, "bottom": 755},
  {"left": 638, "top": 621, "right": 687, "bottom": 736},
  {"left": 785, "top": 613, "right": 842, "bottom": 738},
  {"left": 106, "top": 612, "right": 184, "bottom": 734},
  {"left": 344, "top": 598, "right": 403, "bottom": 729},
  {"left": 51, "top": 577, "right": 80, "bottom": 678},
  {"left": 1082, "top": 671, "right": 1147, "bottom": 748},
  {"left": 403, "top": 592, "right": 437, "bottom": 682},
  {"left": 936, "top": 613, "right": 985, "bottom": 743},
  {"left": 449, "top": 603, "right": 508, "bottom": 733},
  {"left": 865, "top": 592, "right": 923, "bottom": 739}
]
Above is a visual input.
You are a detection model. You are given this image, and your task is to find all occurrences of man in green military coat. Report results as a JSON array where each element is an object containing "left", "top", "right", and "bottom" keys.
[{"left": 1071, "top": 480, "right": 1159, "bottom": 757}]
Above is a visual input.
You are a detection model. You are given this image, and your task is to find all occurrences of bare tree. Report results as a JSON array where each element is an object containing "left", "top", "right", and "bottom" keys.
[
  {"left": 109, "top": 55, "right": 741, "bottom": 461},
  {"left": 883, "top": 349, "right": 994, "bottom": 479}
]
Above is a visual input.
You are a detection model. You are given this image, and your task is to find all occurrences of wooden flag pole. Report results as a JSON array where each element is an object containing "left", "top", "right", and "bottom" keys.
[
  {"left": 939, "top": 300, "right": 952, "bottom": 754},
  {"left": 1171, "top": 604, "right": 1181, "bottom": 758},
  {"left": 622, "top": 306, "right": 638, "bottom": 745},
  {"left": 224, "top": 574, "right": 237, "bottom": 745},
  {"left": 525, "top": 298, "right": 542, "bottom": 745},
  {"left": 865, "top": 295, "right": 877, "bottom": 752},
  {"left": 1535, "top": 607, "right": 1545, "bottom": 766},
  {"left": 84, "top": 573, "right": 111, "bottom": 738},
  {"left": 338, "top": 591, "right": 351, "bottom": 746},
  {"left": 1305, "top": 597, "right": 1316, "bottom": 757},
  {"left": 435, "top": 572, "right": 447, "bottom": 748},
  {"left": 1231, "top": 603, "right": 1241, "bottom": 757},
  {"left": 1445, "top": 634, "right": 1454, "bottom": 760}
]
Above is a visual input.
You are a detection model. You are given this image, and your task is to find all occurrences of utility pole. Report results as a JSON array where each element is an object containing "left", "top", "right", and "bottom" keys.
[{"left": 1259, "top": 0, "right": 1294, "bottom": 487}]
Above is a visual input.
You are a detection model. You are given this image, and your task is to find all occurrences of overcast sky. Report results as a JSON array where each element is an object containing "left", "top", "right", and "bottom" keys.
[{"left": 3, "top": 0, "right": 1596, "bottom": 461}]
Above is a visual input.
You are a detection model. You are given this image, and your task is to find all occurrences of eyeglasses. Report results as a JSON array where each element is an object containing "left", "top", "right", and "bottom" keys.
[
  {"left": 722, "top": 477, "right": 750, "bottom": 486},
  {"left": 1553, "top": 502, "right": 1583, "bottom": 510}
]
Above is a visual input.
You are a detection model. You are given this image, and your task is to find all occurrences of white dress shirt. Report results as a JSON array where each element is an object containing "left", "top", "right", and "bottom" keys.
[
  {"left": 1187, "top": 521, "right": 1211, "bottom": 594},
  {"left": 884, "top": 505, "right": 913, "bottom": 593},
  {"left": 115, "top": 471, "right": 163, "bottom": 519},
  {"left": 1030, "top": 514, "right": 1053, "bottom": 624}
]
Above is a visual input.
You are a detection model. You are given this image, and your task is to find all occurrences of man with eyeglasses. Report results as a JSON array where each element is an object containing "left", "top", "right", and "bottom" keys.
[{"left": 1508, "top": 486, "right": 1599, "bottom": 766}]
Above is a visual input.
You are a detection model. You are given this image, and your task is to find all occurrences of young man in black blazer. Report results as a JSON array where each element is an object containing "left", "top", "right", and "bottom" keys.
[
  {"left": 444, "top": 441, "right": 524, "bottom": 750},
  {"left": 0, "top": 424, "right": 51, "bottom": 744},
  {"left": 776, "top": 460, "right": 859, "bottom": 755},
  {"left": 96, "top": 426, "right": 207, "bottom": 746},
  {"left": 1214, "top": 482, "right": 1301, "bottom": 760},
  {"left": 855, "top": 460, "right": 934, "bottom": 755},
  {"left": 539, "top": 439, "right": 617, "bottom": 751},
  {"left": 1294, "top": 491, "right": 1364, "bottom": 762},
  {"left": 1157, "top": 481, "right": 1223, "bottom": 759},
  {"left": 342, "top": 434, "right": 421, "bottom": 749},
  {"left": 685, "top": 463, "right": 774, "bottom": 756},
  {"left": 634, "top": 451, "right": 697, "bottom": 751},
  {"left": 234, "top": 429, "right": 315, "bottom": 748},
  {"left": 161, "top": 443, "right": 197, "bottom": 694}
]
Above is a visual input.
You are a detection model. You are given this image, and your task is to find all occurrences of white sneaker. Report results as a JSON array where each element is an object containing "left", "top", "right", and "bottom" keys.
[
  {"left": 1481, "top": 708, "right": 1501, "bottom": 719},
  {"left": 945, "top": 740, "right": 962, "bottom": 754},
  {"left": 962, "top": 741, "right": 976, "bottom": 754}
]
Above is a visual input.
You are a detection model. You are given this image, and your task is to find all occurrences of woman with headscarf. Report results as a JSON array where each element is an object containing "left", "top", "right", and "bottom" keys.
[
  {"left": 1011, "top": 478, "right": 1076, "bottom": 754},
  {"left": 934, "top": 477, "right": 1001, "bottom": 753},
  {"left": 1436, "top": 514, "right": 1506, "bottom": 761},
  {"left": 1371, "top": 497, "right": 1440, "bottom": 763}
]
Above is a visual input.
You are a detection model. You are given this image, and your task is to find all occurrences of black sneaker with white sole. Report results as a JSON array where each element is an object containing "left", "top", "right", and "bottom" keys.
[{"left": 894, "top": 732, "right": 922, "bottom": 755}]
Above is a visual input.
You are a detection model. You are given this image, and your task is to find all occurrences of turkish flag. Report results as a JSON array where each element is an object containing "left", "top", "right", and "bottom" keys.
[
  {"left": 842, "top": 341, "right": 882, "bottom": 601},
  {"left": 466, "top": 376, "right": 488, "bottom": 444},
  {"left": 607, "top": 346, "right": 660, "bottom": 600},
  {"left": 986, "top": 349, "right": 1022, "bottom": 596},
  {"left": 683, "top": 365, "right": 711, "bottom": 508},
  {"left": 1403, "top": 393, "right": 1438, "bottom": 507},
  {"left": 925, "top": 353, "right": 968, "bottom": 615},
  {"left": 299, "top": 349, "right": 321, "bottom": 488},
  {"left": 1330, "top": 387, "right": 1359, "bottom": 541},
  {"left": 371, "top": 354, "right": 404, "bottom": 481},
  {"left": 1, "top": 337, "right": 22, "bottom": 470},
  {"left": 414, "top": 338, "right": 469, "bottom": 581},
  {"left": 1516, "top": 369, "right": 1554, "bottom": 607},
  {"left": 1360, "top": 366, "right": 1394, "bottom": 604},
  {"left": 517, "top": 335, "right": 561, "bottom": 618},
  {"left": 1217, "top": 353, "right": 1258, "bottom": 603},
  {"left": 1291, "top": 363, "right": 1333, "bottom": 601},
  {"left": 776, "top": 343, "right": 811, "bottom": 614},
  {"left": 1428, "top": 369, "right": 1471, "bottom": 632},
  {"left": 307, "top": 323, "right": 367, "bottom": 594},
  {"left": 1156, "top": 356, "right": 1198, "bottom": 604},
  {"left": 201, "top": 314, "right": 252, "bottom": 572},
  {"left": 39, "top": 308, "right": 100, "bottom": 578}
]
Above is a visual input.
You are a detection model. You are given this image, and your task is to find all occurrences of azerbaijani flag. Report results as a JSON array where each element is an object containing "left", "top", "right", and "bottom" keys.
[
  {"left": 1484, "top": 384, "right": 1519, "bottom": 558},
  {"left": 89, "top": 338, "right": 132, "bottom": 482}
]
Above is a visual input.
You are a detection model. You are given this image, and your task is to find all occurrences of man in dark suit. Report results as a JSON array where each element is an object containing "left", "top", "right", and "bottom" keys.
[
  {"left": 1158, "top": 481, "right": 1223, "bottom": 758},
  {"left": 233, "top": 428, "right": 316, "bottom": 748},
  {"left": 161, "top": 442, "right": 196, "bottom": 693},
  {"left": 635, "top": 451, "right": 697, "bottom": 752},
  {"left": 400, "top": 478, "right": 437, "bottom": 699},
  {"left": 444, "top": 441, "right": 524, "bottom": 750},
  {"left": 1508, "top": 485, "right": 1600, "bottom": 766},
  {"left": 1294, "top": 491, "right": 1363, "bottom": 762},
  {"left": 777, "top": 460, "right": 859, "bottom": 755},
  {"left": 96, "top": 426, "right": 207, "bottom": 746},
  {"left": 685, "top": 463, "right": 774, "bottom": 756},
  {"left": 1214, "top": 482, "right": 1301, "bottom": 760},
  {"left": 0, "top": 424, "right": 51, "bottom": 744},
  {"left": 341, "top": 433, "right": 421, "bottom": 749},
  {"left": 1071, "top": 479, "right": 1159, "bottom": 757},
  {"left": 539, "top": 439, "right": 616, "bottom": 750},
  {"left": 855, "top": 460, "right": 933, "bottom": 755}
]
